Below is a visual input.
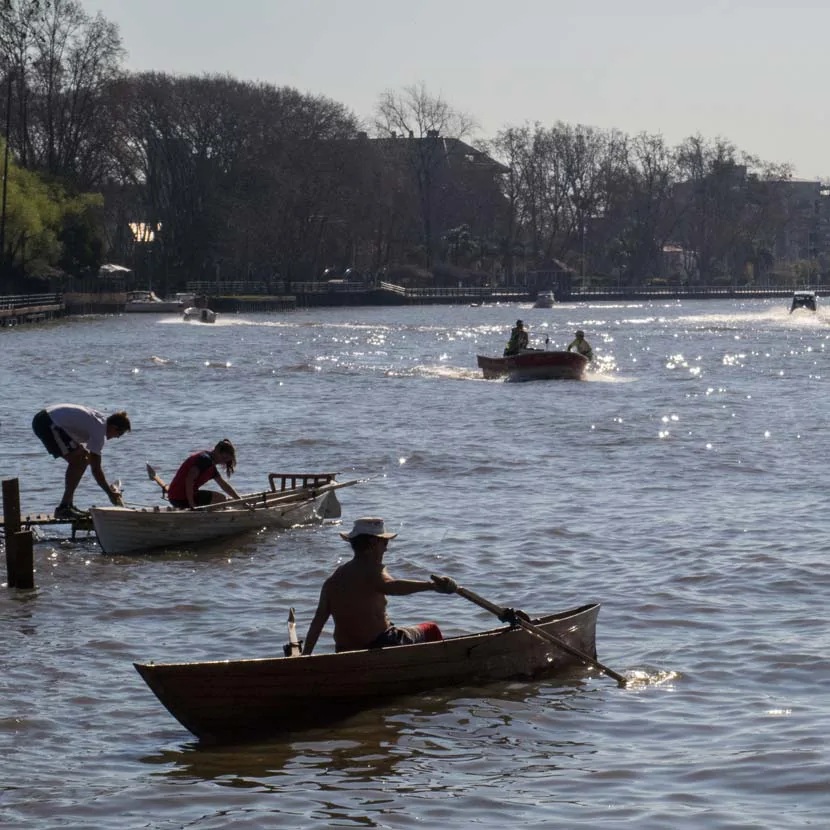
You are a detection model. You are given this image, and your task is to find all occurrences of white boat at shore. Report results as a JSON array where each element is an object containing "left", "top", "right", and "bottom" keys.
[
  {"left": 91, "top": 473, "right": 358, "bottom": 554},
  {"left": 125, "top": 291, "right": 194, "bottom": 313}
]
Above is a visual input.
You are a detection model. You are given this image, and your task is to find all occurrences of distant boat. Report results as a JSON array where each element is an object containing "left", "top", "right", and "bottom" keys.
[
  {"left": 183, "top": 307, "right": 217, "bottom": 323},
  {"left": 532, "top": 291, "right": 555, "bottom": 309},
  {"left": 790, "top": 291, "right": 817, "bottom": 313},
  {"left": 477, "top": 349, "right": 588, "bottom": 382},
  {"left": 125, "top": 291, "right": 194, "bottom": 313}
]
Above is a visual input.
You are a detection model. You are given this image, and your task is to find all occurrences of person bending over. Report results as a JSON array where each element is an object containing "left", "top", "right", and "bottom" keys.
[{"left": 32, "top": 404, "right": 130, "bottom": 519}]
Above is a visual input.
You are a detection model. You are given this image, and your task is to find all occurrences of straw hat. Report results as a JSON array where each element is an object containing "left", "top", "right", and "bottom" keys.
[{"left": 339, "top": 517, "right": 398, "bottom": 540}]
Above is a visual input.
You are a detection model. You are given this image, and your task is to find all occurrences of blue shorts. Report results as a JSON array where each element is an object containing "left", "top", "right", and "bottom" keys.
[{"left": 32, "top": 410, "right": 79, "bottom": 459}]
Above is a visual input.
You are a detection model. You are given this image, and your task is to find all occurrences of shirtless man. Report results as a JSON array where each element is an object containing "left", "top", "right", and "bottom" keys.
[
  {"left": 302, "top": 517, "right": 457, "bottom": 654},
  {"left": 32, "top": 404, "right": 131, "bottom": 519}
]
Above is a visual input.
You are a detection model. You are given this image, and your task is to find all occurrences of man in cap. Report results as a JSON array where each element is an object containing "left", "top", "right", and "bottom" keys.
[
  {"left": 567, "top": 330, "right": 593, "bottom": 360},
  {"left": 302, "top": 517, "right": 457, "bottom": 655},
  {"left": 504, "top": 319, "right": 529, "bottom": 356}
]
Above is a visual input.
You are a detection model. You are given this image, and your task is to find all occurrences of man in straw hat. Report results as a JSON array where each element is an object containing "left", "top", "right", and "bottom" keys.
[{"left": 302, "top": 517, "right": 457, "bottom": 655}]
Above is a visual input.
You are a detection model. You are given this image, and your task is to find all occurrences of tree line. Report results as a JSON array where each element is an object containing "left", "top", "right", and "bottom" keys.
[{"left": 0, "top": 0, "right": 807, "bottom": 295}]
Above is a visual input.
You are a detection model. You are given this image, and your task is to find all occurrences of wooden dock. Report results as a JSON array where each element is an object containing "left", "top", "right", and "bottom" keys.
[
  {"left": 0, "top": 512, "right": 93, "bottom": 534},
  {"left": 0, "top": 293, "right": 64, "bottom": 326}
]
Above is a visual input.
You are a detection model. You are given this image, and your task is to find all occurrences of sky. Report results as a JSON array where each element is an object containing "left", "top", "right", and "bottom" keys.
[{"left": 92, "top": 0, "right": 830, "bottom": 180}]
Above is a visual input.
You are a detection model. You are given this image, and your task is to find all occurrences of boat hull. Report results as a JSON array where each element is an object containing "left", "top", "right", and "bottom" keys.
[
  {"left": 91, "top": 488, "right": 341, "bottom": 555},
  {"left": 124, "top": 301, "right": 184, "bottom": 313},
  {"left": 477, "top": 350, "right": 588, "bottom": 381},
  {"left": 135, "top": 602, "right": 600, "bottom": 741}
]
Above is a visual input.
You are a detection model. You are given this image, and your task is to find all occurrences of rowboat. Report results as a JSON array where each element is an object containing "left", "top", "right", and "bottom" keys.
[
  {"left": 477, "top": 349, "right": 588, "bottom": 381},
  {"left": 90, "top": 472, "right": 356, "bottom": 555},
  {"left": 134, "top": 602, "right": 600, "bottom": 742}
]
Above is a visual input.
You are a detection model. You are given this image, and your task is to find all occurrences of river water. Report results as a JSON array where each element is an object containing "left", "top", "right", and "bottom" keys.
[{"left": 2, "top": 299, "right": 829, "bottom": 829}]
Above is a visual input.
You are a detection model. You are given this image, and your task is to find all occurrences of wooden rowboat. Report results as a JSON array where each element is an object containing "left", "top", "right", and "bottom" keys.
[
  {"left": 91, "top": 472, "right": 357, "bottom": 555},
  {"left": 477, "top": 349, "right": 588, "bottom": 381},
  {"left": 134, "top": 602, "right": 600, "bottom": 742}
]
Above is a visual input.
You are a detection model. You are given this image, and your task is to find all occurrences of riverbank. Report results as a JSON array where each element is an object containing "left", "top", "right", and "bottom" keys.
[{"left": 0, "top": 285, "right": 818, "bottom": 327}]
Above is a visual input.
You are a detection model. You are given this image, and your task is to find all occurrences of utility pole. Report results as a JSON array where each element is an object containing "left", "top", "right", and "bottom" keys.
[{"left": 0, "top": 71, "right": 13, "bottom": 278}]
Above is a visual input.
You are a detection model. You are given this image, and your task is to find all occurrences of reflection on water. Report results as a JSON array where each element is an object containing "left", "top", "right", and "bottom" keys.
[{"left": 140, "top": 679, "right": 590, "bottom": 788}]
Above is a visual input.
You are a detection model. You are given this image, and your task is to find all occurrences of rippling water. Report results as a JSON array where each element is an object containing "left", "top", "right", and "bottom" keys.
[{"left": 3, "top": 299, "right": 830, "bottom": 828}]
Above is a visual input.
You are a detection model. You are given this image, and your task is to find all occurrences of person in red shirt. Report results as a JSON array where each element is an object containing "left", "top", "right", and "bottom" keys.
[{"left": 167, "top": 439, "right": 241, "bottom": 509}]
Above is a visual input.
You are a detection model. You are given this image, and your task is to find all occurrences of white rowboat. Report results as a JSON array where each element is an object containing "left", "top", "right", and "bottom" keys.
[{"left": 91, "top": 473, "right": 357, "bottom": 554}]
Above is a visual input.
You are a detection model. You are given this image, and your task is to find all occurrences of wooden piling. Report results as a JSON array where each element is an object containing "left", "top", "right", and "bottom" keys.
[
  {"left": 13, "top": 530, "right": 34, "bottom": 589},
  {"left": 2, "top": 477, "right": 21, "bottom": 587}
]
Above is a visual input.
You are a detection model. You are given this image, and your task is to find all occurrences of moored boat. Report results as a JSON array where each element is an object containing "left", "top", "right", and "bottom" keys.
[
  {"left": 125, "top": 291, "right": 194, "bottom": 313},
  {"left": 477, "top": 349, "right": 588, "bottom": 381},
  {"left": 91, "top": 473, "right": 356, "bottom": 554},
  {"left": 134, "top": 601, "right": 600, "bottom": 742}
]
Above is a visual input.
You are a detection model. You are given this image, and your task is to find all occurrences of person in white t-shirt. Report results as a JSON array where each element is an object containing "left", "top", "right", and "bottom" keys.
[{"left": 32, "top": 404, "right": 131, "bottom": 519}]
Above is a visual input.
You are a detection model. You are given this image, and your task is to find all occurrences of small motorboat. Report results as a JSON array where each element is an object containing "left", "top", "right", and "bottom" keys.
[
  {"left": 532, "top": 291, "right": 555, "bottom": 308},
  {"left": 134, "top": 601, "right": 602, "bottom": 742},
  {"left": 790, "top": 291, "right": 817, "bottom": 313},
  {"left": 477, "top": 349, "right": 588, "bottom": 381},
  {"left": 183, "top": 307, "right": 217, "bottom": 323}
]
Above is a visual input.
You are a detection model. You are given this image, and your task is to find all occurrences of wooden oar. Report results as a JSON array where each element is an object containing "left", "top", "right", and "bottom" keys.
[
  {"left": 434, "top": 576, "right": 627, "bottom": 687},
  {"left": 192, "top": 478, "right": 359, "bottom": 513},
  {"left": 145, "top": 463, "right": 169, "bottom": 497}
]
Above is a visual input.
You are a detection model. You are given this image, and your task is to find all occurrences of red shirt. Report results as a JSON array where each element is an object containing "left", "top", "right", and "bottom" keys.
[{"left": 167, "top": 451, "right": 216, "bottom": 503}]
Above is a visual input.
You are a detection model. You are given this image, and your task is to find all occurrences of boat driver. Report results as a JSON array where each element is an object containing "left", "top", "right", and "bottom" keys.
[
  {"left": 504, "top": 320, "right": 529, "bottom": 356},
  {"left": 301, "top": 517, "right": 458, "bottom": 654}
]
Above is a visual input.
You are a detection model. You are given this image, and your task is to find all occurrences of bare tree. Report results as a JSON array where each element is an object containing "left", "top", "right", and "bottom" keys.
[
  {"left": 0, "top": 0, "right": 124, "bottom": 187},
  {"left": 374, "top": 83, "right": 477, "bottom": 267}
]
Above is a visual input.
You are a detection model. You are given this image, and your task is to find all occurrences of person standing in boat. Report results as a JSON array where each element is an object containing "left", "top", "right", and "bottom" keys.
[
  {"left": 567, "top": 330, "right": 594, "bottom": 361},
  {"left": 167, "top": 439, "right": 241, "bottom": 509},
  {"left": 302, "top": 517, "right": 458, "bottom": 655},
  {"left": 32, "top": 404, "right": 131, "bottom": 519},
  {"left": 504, "top": 319, "right": 529, "bottom": 356}
]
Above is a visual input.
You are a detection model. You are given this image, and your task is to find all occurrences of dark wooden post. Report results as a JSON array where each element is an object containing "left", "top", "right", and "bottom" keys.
[
  {"left": 2, "top": 477, "right": 21, "bottom": 587},
  {"left": 13, "top": 530, "right": 33, "bottom": 589}
]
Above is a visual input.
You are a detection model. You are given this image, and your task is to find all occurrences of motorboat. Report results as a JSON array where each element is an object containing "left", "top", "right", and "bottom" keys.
[
  {"left": 182, "top": 307, "right": 217, "bottom": 323},
  {"left": 533, "top": 291, "right": 555, "bottom": 308},
  {"left": 790, "top": 291, "right": 817, "bottom": 313},
  {"left": 477, "top": 349, "right": 588, "bottom": 381}
]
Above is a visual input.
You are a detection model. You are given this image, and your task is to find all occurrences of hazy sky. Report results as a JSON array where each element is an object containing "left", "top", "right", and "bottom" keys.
[{"left": 93, "top": 0, "right": 830, "bottom": 179}]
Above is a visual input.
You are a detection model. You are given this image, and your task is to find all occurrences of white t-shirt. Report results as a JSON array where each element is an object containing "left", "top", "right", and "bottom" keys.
[{"left": 47, "top": 404, "right": 107, "bottom": 455}]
